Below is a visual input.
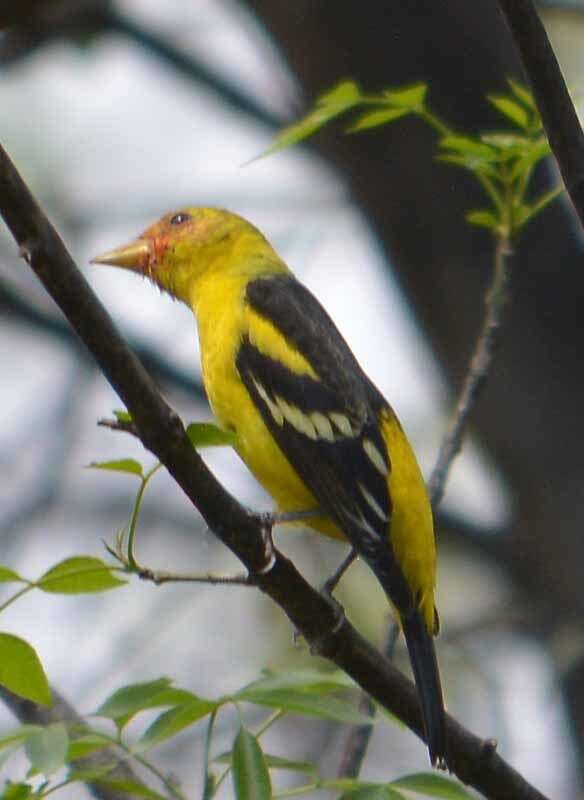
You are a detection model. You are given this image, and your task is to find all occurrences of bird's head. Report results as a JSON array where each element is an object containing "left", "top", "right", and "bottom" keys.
[{"left": 92, "top": 206, "right": 280, "bottom": 304}]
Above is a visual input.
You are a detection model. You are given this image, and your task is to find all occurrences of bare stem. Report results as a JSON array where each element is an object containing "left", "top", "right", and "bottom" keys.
[
  {"left": 137, "top": 568, "right": 252, "bottom": 587},
  {"left": 428, "top": 235, "right": 512, "bottom": 508}
]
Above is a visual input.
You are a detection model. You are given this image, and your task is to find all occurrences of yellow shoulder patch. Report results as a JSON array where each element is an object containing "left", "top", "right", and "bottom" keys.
[{"left": 245, "top": 307, "right": 317, "bottom": 378}]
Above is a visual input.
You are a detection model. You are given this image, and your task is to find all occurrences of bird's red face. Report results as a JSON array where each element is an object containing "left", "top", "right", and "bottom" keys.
[{"left": 92, "top": 209, "right": 196, "bottom": 278}]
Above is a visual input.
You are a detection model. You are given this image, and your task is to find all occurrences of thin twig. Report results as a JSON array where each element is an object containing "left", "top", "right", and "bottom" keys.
[
  {"left": 0, "top": 277, "right": 208, "bottom": 401},
  {"left": 107, "top": 8, "right": 283, "bottom": 131},
  {"left": 98, "top": 417, "right": 139, "bottom": 436},
  {"left": 137, "top": 567, "right": 252, "bottom": 587},
  {"left": 428, "top": 236, "right": 512, "bottom": 508},
  {"left": 322, "top": 548, "right": 359, "bottom": 596}
]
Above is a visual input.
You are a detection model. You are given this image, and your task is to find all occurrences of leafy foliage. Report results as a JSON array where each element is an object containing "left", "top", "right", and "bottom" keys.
[
  {"left": 267, "top": 78, "right": 561, "bottom": 241},
  {"left": 0, "top": 667, "right": 472, "bottom": 798}
]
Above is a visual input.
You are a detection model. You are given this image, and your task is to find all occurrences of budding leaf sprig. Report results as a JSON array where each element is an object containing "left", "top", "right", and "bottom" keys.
[{"left": 265, "top": 78, "right": 562, "bottom": 242}]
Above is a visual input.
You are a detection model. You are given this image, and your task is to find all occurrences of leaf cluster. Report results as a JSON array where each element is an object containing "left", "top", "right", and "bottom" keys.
[
  {"left": 267, "top": 79, "right": 561, "bottom": 241},
  {"left": 0, "top": 670, "right": 470, "bottom": 800}
]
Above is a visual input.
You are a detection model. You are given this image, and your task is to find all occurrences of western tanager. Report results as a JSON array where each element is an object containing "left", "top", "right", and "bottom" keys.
[{"left": 93, "top": 207, "right": 446, "bottom": 765}]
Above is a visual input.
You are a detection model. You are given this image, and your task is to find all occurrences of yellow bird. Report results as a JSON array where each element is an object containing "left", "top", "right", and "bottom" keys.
[{"left": 93, "top": 207, "right": 446, "bottom": 765}]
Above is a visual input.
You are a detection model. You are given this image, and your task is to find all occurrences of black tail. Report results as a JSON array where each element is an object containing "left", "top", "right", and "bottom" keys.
[{"left": 402, "top": 611, "right": 447, "bottom": 767}]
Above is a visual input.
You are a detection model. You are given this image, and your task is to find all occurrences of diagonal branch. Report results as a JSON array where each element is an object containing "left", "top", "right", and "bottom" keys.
[
  {"left": 0, "top": 143, "right": 548, "bottom": 800},
  {"left": 496, "top": 0, "right": 584, "bottom": 228},
  {"left": 0, "top": 276, "right": 207, "bottom": 401}
]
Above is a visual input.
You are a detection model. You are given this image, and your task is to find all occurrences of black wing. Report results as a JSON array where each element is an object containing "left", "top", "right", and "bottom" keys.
[{"left": 238, "top": 275, "right": 414, "bottom": 614}]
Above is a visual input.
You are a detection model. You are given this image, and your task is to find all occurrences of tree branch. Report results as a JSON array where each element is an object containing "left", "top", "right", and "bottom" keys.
[
  {"left": 105, "top": 8, "right": 283, "bottom": 131},
  {"left": 496, "top": 0, "right": 584, "bottom": 228},
  {"left": 428, "top": 236, "right": 511, "bottom": 506},
  {"left": 0, "top": 276, "right": 207, "bottom": 402},
  {"left": 0, "top": 143, "right": 548, "bottom": 800}
]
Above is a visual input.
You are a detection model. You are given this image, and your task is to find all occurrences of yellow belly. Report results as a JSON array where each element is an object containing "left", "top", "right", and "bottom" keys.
[
  {"left": 194, "top": 276, "right": 436, "bottom": 629},
  {"left": 203, "top": 342, "right": 435, "bottom": 624},
  {"left": 201, "top": 319, "right": 341, "bottom": 539},
  {"left": 194, "top": 279, "right": 340, "bottom": 539}
]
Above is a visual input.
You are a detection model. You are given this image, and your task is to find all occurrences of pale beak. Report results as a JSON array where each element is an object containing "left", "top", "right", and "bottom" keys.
[{"left": 91, "top": 239, "right": 152, "bottom": 273}]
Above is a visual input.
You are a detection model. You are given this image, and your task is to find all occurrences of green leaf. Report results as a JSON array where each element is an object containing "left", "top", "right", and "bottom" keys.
[
  {"left": 67, "top": 733, "right": 113, "bottom": 762},
  {"left": 509, "top": 137, "right": 550, "bottom": 181},
  {"left": 383, "top": 83, "right": 428, "bottom": 110},
  {"left": 341, "top": 786, "right": 404, "bottom": 800},
  {"left": 0, "top": 634, "right": 50, "bottom": 706},
  {"left": 137, "top": 698, "right": 218, "bottom": 751},
  {"left": 436, "top": 153, "right": 499, "bottom": 179},
  {"left": 96, "top": 678, "right": 195, "bottom": 723},
  {"left": 113, "top": 410, "right": 133, "bottom": 424},
  {"left": 488, "top": 95, "right": 530, "bottom": 130},
  {"left": 0, "top": 783, "right": 34, "bottom": 799},
  {"left": 240, "top": 668, "right": 352, "bottom": 696},
  {"left": 236, "top": 687, "right": 372, "bottom": 725},
  {"left": 0, "top": 566, "right": 24, "bottom": 583},
  {"left": 320, "top": 81, "right": 361, "bottom": 104},
  {"left": 465, "top": 210, "right": 499, "bottom": 230},
  {"left": 392, "top": 772, "right": 474, "bottom": 798},
  {"left": 265, "top": 80, "right": 361, "bottom": 155},
  {"left": 512, "top": 204, "right": 532, "bottom": 229},
  {"left": 507, "top": 79, "right": 536, "bottom": 111},
  {"left": 480, "top": 133, "right": 531, "bottom": 156},
  {"left": 67, "top": 766, "right": 115, "bottom": 783},
  {"left": 265, "top": 113, "right": 327, "bottom": 154},
  {"left": 87, "top": 459, "right": 143, "bottom": 477},
  {"left": 186, "top": 423, "right": 236, "bottom": 449},
  {"left": 317, "top": 80, "right": 362, "bottom": 111},
  {"left": 520, "top": 186, "right": 564, "bottom": 229},
  {"left": 232, "top": 727, "right": 271, "bottom": 800},
  {"left": 263, "top": 754, "right": 316, "bottom": 774},
  {"left": 348, "top": 108, "right": 409, "bottom": 132},
  {"left": 93, "top": 777, "right": 167, "bottom": 800},
  {"left": 37, "top": 557, "right": 126, "bottom": 594},
  {"left": 24, "top": 723, "right": 68, "bottom": 777},
  {"left": 215, "top": 750, "right": 317, "bottom": 775},
  {"left": 440, "top": 136, "right": 497, "bottom": 160}
]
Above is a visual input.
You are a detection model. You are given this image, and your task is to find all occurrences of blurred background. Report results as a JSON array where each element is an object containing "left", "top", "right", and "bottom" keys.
[{"left": 1, "top": 1, "right": 584, "bottom": 797}]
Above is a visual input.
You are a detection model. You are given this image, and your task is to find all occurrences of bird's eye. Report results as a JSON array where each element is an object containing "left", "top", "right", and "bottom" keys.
[{"left": 170, "top": 212, "right": 191, "bottom": 226}]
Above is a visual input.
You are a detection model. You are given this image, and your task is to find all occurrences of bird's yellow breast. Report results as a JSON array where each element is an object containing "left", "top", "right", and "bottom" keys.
[
  {"left": 192, "top": 271, "right": 436, "bottom": 629},
  {"left": 193, "top": 272, "right": 340, "bottom": 538}
]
